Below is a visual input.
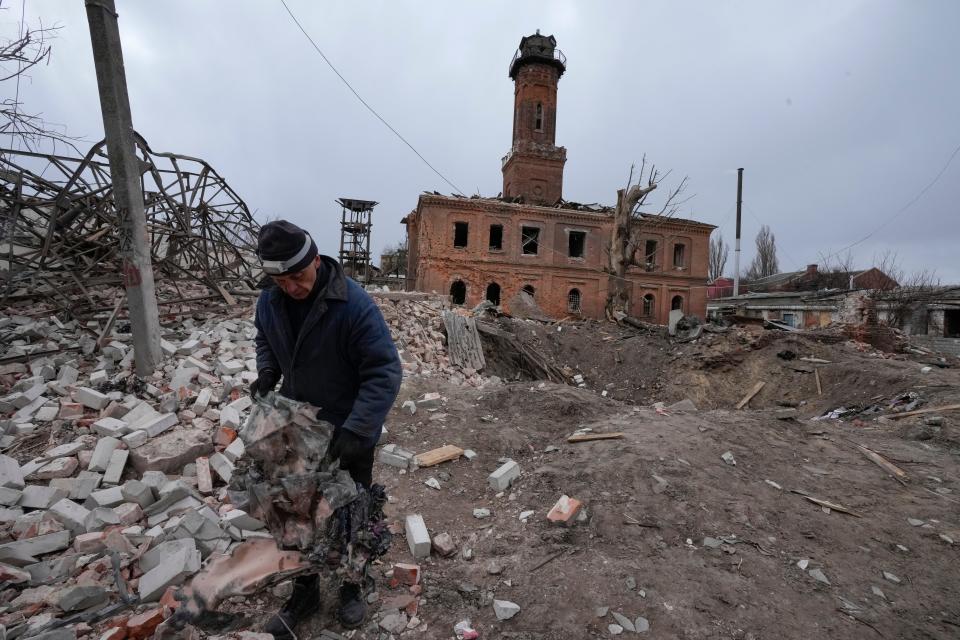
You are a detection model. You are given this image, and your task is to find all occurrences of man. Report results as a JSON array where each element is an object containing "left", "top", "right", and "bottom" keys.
[{"left": 251, "top": 220, "right": 401, "bottom": 635}]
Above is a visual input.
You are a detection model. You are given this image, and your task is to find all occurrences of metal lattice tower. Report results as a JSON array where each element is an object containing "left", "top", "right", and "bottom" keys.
[{"left": 337, "top": 198, "right": 377, "bottom": 283}]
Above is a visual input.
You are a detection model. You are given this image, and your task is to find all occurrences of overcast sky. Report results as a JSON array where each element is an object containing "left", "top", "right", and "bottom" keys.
[{"left": 5, "top": 1, "right": 959, "bottom": 282}]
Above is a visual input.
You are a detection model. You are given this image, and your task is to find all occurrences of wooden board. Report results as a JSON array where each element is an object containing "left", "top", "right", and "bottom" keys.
[
  {"left": 855, "top": 444, "right": 908, "bottom": 484},
  {"left": 441, "top": 311, "right": 486, "bottom": 371},
  {"left": 884, "top": 404, "right": 960, "bottom": 420},
  {"left": 803, "top": 495, "right": 862, "bottom": 518},
  {"left": 567, "top": 432, "right": 624, "bottom": 443},
  {"left": 736, "top": 381, "right": 766, "bottom": 409},
  {"left": 414, "top": 444, "right": 464, "bottom": 467},
  {"left": 814, "top": 369, "right": 823, "bottom": 396}
]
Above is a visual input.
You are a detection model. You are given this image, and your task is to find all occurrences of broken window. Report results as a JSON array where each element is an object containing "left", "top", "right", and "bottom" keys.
[
  {"left": 521, "top": 226, "right": 540, "bottom": 255},
  {"left": 450, "top": 280, "right": 466, "bottom": 305},
  {"left": 522, "top": 284, "right": 536, "bottom": 297},
  {"left": 567, "top": 288, "right": 581, "bottom": 313},
  {"left": 643, "top": 294, "right": 655, "bottom": 317},
  {"left": 568, "top": 231, "right": 586, "bottom": 258},
  {"left": 453, "top": 222, "right": 469, "bottom": 248},
  {"left": 486, "top": 282, "right": 501, "bottom": 305},
  {"left": 644, "top": 240, "right": 658, "bottom": 268},
  {"left": 489, "top": 224, "right": 503, "bottom": 251},
  {"left": 671, "top": 295, "right": 683, "bottom": 311},
  {"left": 535, "top": 103, "right": 543, "bottom": 131},
  {"left": 673, "top": 243, "right": 686, "bottom": 268}
]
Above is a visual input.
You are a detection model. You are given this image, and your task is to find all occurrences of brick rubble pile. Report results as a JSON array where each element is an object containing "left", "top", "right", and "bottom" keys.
[{"left": 0, "top": 302, "right": 275, "bottom": 640}]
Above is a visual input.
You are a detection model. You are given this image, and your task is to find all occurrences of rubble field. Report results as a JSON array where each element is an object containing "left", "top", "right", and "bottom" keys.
[{"left": 1, "top": 294, "right": 959, "bottom": 640}]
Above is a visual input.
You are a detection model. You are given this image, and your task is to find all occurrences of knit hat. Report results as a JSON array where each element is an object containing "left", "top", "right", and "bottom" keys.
[{"left": 257, "top": 220, "right": 318, "bottom": 276}]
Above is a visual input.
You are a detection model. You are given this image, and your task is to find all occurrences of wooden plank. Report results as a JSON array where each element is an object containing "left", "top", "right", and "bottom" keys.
[
  {"left": 884, "top": 404, "right": 960, "bottom": 420},
  {"left": 814, "top": 369, "right": 823, "bottom": 396},
  {"left": 803, "top": 495, "right": 862, "bottom": 518},
  {"left": 855, "top": 445, "right": 908, "bottom": 484},
  {"left": 736, "top": 381, "right": 766, "bottom": 409},
  {"left": 441, "top": 310, "right": 486, "bottom": 371},
  {"left": 414, "top": 444, "right": 464, "bottom": 467},
  {"left": 214, "top": 282, "right": 237, "bottom": 306},
  {"left": 97, "top": 293, "right": 127, "bottom": 349},
  {"left": 567, "top": 432, "right": 624, "bottom": 443}
]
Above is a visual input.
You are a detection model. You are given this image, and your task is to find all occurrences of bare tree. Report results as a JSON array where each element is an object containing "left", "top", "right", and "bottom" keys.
[
  {"left": 745, "top": 224, "right": 779, "bottom": 280},
  {"left": 1, "top": 4, "right": 76, "bottom": 152},
  {"left": 708, "top": 232, "right": 729, "bottom": 281},
  {"left": 606, "top": 156, "right": 691, "bottom": 317},
  {"left": 814, "top": 249, "right": 856, "bottom": 289},
  {"left": 867, "top": 250, "right": 940, "bottom": 329}
]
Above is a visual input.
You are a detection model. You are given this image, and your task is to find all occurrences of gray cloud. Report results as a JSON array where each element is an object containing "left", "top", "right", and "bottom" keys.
[{"left": 6, "top": 0, "right": 959, "bottom": 282}]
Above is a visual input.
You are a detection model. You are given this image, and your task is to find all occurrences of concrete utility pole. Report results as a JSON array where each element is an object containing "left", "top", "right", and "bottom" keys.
[
  {"left": 733, "top": 168, "right": 743, "bottom": 297},
  {"left": 84, "top": 0, "right": 161, "bottom": 375}
]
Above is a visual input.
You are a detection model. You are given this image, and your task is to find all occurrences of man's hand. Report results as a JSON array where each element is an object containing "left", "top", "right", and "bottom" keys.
[
  {"left": 250, "top": 368, "right": 279, "bottom": 399},
  {"left": 330, "top": 429, "right": 369, "bottom": 466}
]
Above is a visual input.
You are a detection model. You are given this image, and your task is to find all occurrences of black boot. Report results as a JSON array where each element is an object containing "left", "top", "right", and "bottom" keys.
[
  {"left": 336, "top": 582, "right": 367, "bottom": 629},
  {"left": 264, "top": 575, "right": 320, "bottom": 639}
]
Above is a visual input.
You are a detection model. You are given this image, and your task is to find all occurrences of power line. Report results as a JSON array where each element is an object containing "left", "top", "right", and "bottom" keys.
[
  {"left": 818, "top": 141, "right": 960, "bottom": 263},
  {"left": 277, "top": 0, "right": 466, "bottom": 196}
]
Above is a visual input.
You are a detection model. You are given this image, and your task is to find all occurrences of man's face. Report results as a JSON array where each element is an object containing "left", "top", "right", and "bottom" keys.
[{"left": 271, "top": 256, "right": 321, "bottom": 300}]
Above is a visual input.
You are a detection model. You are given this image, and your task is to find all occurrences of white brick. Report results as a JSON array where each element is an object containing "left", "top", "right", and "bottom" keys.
[
  {"left": 223, "top": 438, "right": 245, "bottom": 463},
  {"left": 48, "top": 498, "right": 91, "bottom": 535},
  {"left": 88, "top": 437, "right": 121, "bottom": 473},
  {"left": 0, "top": 454, "right": 25, "bottom": 490},
  {"left": 122, "top": 430, "right": 148, "bottom": 450},
  {"left": 208, "top": 453, "right": 234, "bottom": 483},
  {"left": 140, "top": 413, "right": 178, "bottom": 438},
  {"left": 219, "top": 406, "right": 240, "bottom": 430},
  {"left": 488, "top": 460, "right": 521, "bottom": 491},
  {"left": 76, "top": 387, "right": 110, "bottom": 410},
  {"left": 404, "top": 514, "right": 431, "bottom": 559},
  {"left": 92, "top": 417, "right": 129, "bottom": 438},
  {"left": 102, "top": 449, "right": 128, "bottom": 486}
]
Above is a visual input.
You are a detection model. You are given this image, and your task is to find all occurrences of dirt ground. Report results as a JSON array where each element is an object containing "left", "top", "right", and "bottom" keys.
[{"left": 277, "top": 320, "right": 960, "bottom": 640}]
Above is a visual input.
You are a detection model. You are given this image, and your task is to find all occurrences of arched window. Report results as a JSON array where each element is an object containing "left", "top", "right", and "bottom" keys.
[
  {"left": 567, "top": 288, "right": 581, "bottom": 313},
  {"left": 450, "top": 280, "right": 466, "bottom": 305},
  {"left": 671, "top": 295, "right": 683, "bottom": 311},
  {"left": 643, "top": 294, "right": 655, "bottom": 317},
  {"left": 486, "top": 282, "right": 501, "bottom": 305},
  {"left": 522, "top": 284, "right": 536, "bottom": 298},
  {"left": 535, "top": 103, "right": 543, "bottom": 131}
]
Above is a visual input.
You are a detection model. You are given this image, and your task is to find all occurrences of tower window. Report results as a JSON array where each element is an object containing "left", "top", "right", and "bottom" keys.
[
  {"left": 522, "top": 284, "right": 536, "bottom": 297},
  {"left": 643, "top": 294, "right": 655, "bottom": 317},
  {"left": 671, "top": 295, "right": 683, "bottom": 311},
  {"left": 521, "top": 226, "right": 540, "bottom": 255},
  {"left": 489, "top": 224, "right": 503, "bottom": 251},
  {"left": 453, "top": 222, "right": 469, "bottom": 248},
  {"left": 567, "top": 288, "right": 581, "bottom": 313},
  {"left": 673, "top": 243, "right": 686, "bottom": 268},
  {"left": 486, "top": 282, "right": 501, "bottom": 305},
  {"left": 450, "top": 280, "right": 466, "bottom": 305},
  {"left": 568, "top": 231, "right": 586, "bottom": 258},
  {"left": 535, "top": 102, "right": 543, "bottom": 131}
]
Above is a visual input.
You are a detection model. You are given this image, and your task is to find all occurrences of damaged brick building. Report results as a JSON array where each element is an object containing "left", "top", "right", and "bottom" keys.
[{"left": 403, "top": 32, "right": 714, "bottom": 322}]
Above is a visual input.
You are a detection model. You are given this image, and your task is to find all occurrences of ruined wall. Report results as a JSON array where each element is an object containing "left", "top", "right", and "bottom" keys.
[{"left": 408, "top": 195, "right": 713, "bottom": 323}]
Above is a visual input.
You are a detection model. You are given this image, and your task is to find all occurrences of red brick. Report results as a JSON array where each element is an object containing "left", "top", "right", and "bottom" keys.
[
  {"left": 100, "top": 628, "right": 126, "bottom": 640},
  {"left": 546, "top": 494, "right": 582, "bottom": 525},
  {"left": 214, "top": 427, "right": 236, "bottom": 447},
  {"left": 125, "top": 607, "right": 166, "bottom": 640},
  {"left": 392, "top": 563, "right": 420, "bottom": 586}
]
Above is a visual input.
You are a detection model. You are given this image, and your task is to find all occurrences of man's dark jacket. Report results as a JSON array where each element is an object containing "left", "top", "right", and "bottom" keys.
[{"left": 254, "top": 257, "right": 402, "bottom": 446}]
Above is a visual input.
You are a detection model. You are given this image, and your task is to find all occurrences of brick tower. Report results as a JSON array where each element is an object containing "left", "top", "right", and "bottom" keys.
[{"left": 501, "top": 31, "right": 567, "bottom": 206}]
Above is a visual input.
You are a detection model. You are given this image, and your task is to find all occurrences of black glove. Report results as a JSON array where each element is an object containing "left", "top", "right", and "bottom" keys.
[
  {"left": 330, "top": 429, "right": 369, "bottom": 466},
  {"left": 250, "top": 368, "right": 279, "bottom": 399}
]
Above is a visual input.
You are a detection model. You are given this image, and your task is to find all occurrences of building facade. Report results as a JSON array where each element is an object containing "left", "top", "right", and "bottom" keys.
[{"left": 404, "top": 33, "right": 715, "bottom": 323}]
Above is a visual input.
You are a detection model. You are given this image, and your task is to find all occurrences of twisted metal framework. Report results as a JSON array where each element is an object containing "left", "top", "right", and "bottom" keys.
[{"left": 0, "top": 133, "right": 260, "bottom": 306}]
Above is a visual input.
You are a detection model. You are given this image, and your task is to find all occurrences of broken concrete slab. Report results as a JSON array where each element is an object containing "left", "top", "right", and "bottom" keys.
[
  {"left": 139, "top": 538, "right": 198, "bottom": 573},
  {"left": 0, "top": 531, "right": 70, "bottom": 565},
  {"left": 0, "top": 454, "right": 25, "bottom": 490},
  {"left": 57, "top": 584, "right": 108, "bottom": 612},
  {"left": 19, "top": 485, "right": 69, "bottom": 510},
  {"left": 493, "top": 599, "right": 521, "bottom": 620},
  {"left": 130, "top": 429, "right": 213, "bottom": 474}
]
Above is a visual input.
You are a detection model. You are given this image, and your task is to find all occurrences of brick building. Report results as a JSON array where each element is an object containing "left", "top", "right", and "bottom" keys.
[{"left": 404, "top": 32, "right": 715, "bottom": 323}]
